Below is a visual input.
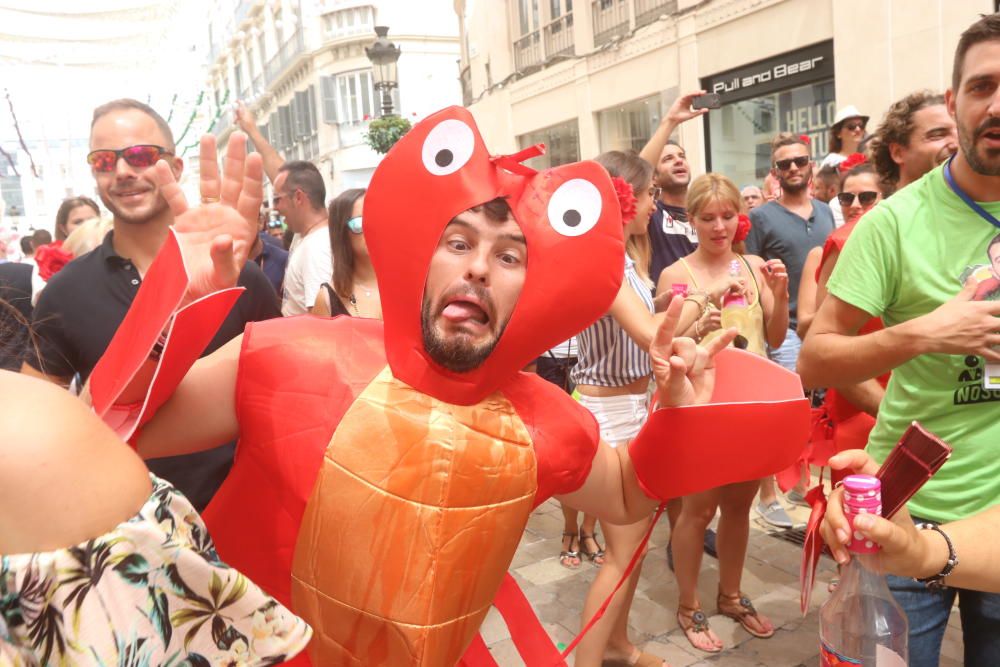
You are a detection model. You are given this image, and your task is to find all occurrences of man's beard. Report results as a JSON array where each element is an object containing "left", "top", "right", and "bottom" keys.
[
  {"left": 959, "top": 116, "right": 1000, "bottom": 176},
  {"left": 99, "top": 187, "right": 168, "bottom": 225},
  {"left": 421, "top": 287, "right": 507, "bottom": 373},
  {"left": 778, "top": 174, "right": 810, "bottom": 194}
]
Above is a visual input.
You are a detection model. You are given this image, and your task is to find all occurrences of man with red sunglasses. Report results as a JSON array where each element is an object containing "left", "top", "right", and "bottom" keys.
[{"left": 23, "top": 98, "right": 281, "bottom": 511}]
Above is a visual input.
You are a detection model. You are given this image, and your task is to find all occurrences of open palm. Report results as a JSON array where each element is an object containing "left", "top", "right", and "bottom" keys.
[
  {"left": 651, "top": 295, "right": 737, "bottom": 407},
  {"left": 152, "top": 133, "right": 263, "bottom": 304}
]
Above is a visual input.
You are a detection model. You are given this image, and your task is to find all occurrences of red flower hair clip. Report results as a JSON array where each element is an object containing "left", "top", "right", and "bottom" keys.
[
  {"left": 799, "top": 134, "right": 811, "bottom": 145},
  {"left": 34, "top": 241, "right": 74, "bottom": 281},
  {"left": 734, "top": 214, "right": 752, "bottom": 243},
  {"left": 838, "top": 152, "right": 868, "bottom": 173},
  {"left": 610, "top": 176, "right": 637, "bottom": 223}
]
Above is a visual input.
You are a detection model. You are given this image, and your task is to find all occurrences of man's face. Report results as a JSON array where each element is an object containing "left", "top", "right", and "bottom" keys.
[
  {"left": 421, "top": 206, "right": 527, "bottom": 373},
  {"left": 771, "top": 144, "right": 812, "bottom": 194},
  {"left": 741, "top": 187, "right": 763, "bottom": 209},
  {"left": 893, "top": 104, "right": 958, "bottom": 183},
  {"left": 271, "top": 172, "right": 301, "bottom": 230},
  {"left": 655, "top": 144, "right": 690, "bottom": 192},
  {"left": 949, "top": 40, "right": 1000, "bottom": 176},
  {"left": 89, "top": 109, "right": 180, "bottom": 225}
]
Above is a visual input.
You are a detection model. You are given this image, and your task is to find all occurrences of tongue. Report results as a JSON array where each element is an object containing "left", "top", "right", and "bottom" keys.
[{"left": 442, "top": 302, "right": 487, "bottom": 323}]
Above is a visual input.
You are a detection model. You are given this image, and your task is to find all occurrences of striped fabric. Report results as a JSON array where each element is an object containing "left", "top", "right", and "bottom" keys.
[{"left": 571, "top": 257, "right": 654, "bottom": 387}]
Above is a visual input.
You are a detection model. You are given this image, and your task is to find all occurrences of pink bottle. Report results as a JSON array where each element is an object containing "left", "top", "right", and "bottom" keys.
[{"left": 819, "top": 475, "right": 908, "bottom": 666}]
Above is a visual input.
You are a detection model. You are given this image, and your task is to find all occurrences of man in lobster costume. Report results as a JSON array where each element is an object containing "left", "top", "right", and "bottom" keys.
[{"left": 87, "top": 107, "right": 809, "bottom": 665}]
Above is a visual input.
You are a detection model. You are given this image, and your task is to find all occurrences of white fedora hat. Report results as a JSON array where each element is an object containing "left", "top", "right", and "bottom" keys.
[{"left": 832, "top": 105, "right": 869, "bottom": 128}]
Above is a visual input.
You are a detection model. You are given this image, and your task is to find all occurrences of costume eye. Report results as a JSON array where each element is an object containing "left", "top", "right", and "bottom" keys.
[
  {"left": 547, "top": 178, "right": 602, "bottom": 237},
  {"left": 421, "top": 119, "right": 475, "bottom": 176}
]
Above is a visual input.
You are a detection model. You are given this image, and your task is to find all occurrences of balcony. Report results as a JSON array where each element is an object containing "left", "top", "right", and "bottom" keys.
[
  {"left": 634, "top": 0, "right": 677, "bottom": 28},
  {"left": 265, "top": 32, "right": 306, "bottom": 85},
  {"left": 543, "top": 12, "right": 574, "bottom": 60},
  {"left": 234, "top": 0, "right": 253, "bottom": 26},
  {"left": 513, "top": 30, "right": 542, "bottom": 72},
  {"left": 592, "top": 0, "right": 629, "bottom": 46}
]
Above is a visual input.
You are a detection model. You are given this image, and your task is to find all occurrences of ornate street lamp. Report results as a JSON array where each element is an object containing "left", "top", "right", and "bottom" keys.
[{"left": 365, "top": 26, "right": 402, "bottom": 117}]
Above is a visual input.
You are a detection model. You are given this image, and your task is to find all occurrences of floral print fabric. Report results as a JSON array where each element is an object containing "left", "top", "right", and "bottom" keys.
[{"left": 0, "top": 475, "right": 311, "bottom": 666}]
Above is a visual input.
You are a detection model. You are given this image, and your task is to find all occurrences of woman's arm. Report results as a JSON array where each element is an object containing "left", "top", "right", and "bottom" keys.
[
  {"left": 748, "top": 254, "right": 790, "bottom": 348},
  {"left": 796, "top": 247, "right": 822, "bottom": 339}
]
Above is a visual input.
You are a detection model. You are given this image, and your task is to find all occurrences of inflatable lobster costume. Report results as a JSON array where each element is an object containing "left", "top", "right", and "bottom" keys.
[{"left": 89, "top": 107, "right": 809, "bottom": 666}]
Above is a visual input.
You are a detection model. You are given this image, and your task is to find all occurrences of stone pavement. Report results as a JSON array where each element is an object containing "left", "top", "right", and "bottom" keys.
[{"left": 483, "top": 498, "right": 964, "bottom": 666}]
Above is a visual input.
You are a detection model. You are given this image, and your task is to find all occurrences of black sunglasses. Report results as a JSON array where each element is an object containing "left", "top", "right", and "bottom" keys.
[
  {"left": 843, "top": 120, "right": 866, "bottom": 132},
  {"left": 774, "top": 155, "right": 811, "bottom": 171},
  {"left": 837, "top": 191, "right": 879, "bottom": 207},
  {"left": 87, "top": 145, "right": 173, "bottom": 173}
]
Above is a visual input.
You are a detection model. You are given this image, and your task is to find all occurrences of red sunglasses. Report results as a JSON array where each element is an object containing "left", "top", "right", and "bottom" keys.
[{"left": 87, "top": 145, "right": 173, "bottom": 173}]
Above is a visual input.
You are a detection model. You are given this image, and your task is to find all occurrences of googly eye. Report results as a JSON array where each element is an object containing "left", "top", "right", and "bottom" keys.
[
  {"left": 547, "top": 178, "right": 603, "bottom": 237},
  {"left": 421, "top": 119, "right": 475, "bottom": 176}
]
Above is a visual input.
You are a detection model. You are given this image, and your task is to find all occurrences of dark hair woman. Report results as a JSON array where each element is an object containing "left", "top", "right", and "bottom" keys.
[
  {"left": 312, "top": 188, "right": 381, "bottom": 319},
  {"left": 54, "top": 196, "right": 100, "bottom": 242}
]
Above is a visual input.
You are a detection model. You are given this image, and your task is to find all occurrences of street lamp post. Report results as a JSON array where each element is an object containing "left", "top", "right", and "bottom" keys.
[{"left": 365, "top": 26, "right": 402, "bottom": 117}]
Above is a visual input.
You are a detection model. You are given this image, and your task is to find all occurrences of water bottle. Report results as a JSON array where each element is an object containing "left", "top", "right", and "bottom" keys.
[
  {"left": 722, "top": 259, "right": 746, "bottom": 307},
  {"left": 819, "top": 475, "right": 908, "bottom": 666}
]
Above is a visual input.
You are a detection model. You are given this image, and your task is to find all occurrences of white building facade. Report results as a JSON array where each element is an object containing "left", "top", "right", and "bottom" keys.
[
  {"left": 206, "top": 0, "right": 462, "bottom": 197},
  {"left": 457, "top": 0, "right": 994, "bottom": 186}
]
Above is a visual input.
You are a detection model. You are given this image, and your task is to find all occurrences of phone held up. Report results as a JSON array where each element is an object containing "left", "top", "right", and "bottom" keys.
[{"left": 691, "top": 93, "right": 722, "bottom": 110}]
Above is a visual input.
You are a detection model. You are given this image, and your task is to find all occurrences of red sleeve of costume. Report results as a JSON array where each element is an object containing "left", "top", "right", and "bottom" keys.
[
  {"left": 502, "top": 374, "right": 600, "bottom": 506},
  {"left": 201, "top": 315, "right": 387, "bottom": 609},
  {"left": 817, "top": 222, "right": 854, "bottom": 282}
]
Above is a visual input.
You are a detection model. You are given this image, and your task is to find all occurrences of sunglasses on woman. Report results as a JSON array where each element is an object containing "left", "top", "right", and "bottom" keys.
[
  {"left": 347, "top": 216, "right": 363, "bottom": 234},
  {"left": 843, "top": 121, "right": 866, "bottom": 132},
  {"left": 774, "top": 155, "right": 811, "bottom": 171},
  {"left": 86, "top": 145, "right": 173, "bottom": 173},
  {"left": 837, "top": 191, "right": 879, "bottom": 207}
]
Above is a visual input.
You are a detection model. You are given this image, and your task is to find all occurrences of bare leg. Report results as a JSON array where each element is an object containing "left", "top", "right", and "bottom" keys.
[
  {"left": 673, "top": 487, "right": 723, "bottom": 652},
  {"left": 559, "top": 502, "right": 581, "bottom": 568},
  {"left": 758, "top": 476, "right": 778, "bottom": 505},
  {"left": 574, "top": 515, "right": 659, "bottom": 667},
  {"left": 717, "top": 480, "right": 774, "bottom": 636},
  {"left": 580, "top": 513, "right": 605, "bottom": 566}
]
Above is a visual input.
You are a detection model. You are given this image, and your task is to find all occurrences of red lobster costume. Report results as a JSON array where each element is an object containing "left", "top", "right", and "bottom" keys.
[{"left": 89, "top": 107, "right": 809, "bottom": 665}]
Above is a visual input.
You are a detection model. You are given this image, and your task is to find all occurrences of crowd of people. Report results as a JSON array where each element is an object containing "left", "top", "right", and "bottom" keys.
[{"left": 1, "top": 11, "right": 999, "bottom": 667}]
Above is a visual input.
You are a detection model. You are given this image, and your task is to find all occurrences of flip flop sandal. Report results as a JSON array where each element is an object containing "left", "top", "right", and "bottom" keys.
[
  {"left": 676, "top": 605, "right": 722, "bottom": 653},
  {"left": 579, "top": 530, "right": 606, "bottom": 566},
  {"left": 559, "top": 532, "right": 580, "bottom": 569},
  {"left": 717, "top": 592, "right": 775, "bottom": 639},
  {"left": 626, "top": 649, "right": 667, "bottom": 666}
]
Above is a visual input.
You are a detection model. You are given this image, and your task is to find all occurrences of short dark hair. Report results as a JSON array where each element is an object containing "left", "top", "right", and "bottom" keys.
[
  {"left": 954, "top": 14, "right": 1000, "bottom": 91},
  {"left": 31, "top": 229, "right": 52, "bottom": 247},
  {"left": 839, "top": 163, "right": 879, "bottom": 190},
  {"left": 453, "top": 197, "right": 512, "bottom": 225},
  {"left": 19, "top": 237, "right": 32, "bottom": 254},
  {"left": 815, "top": 165, "right": 840, "bottom": 193},
  {"left": 54, "top": 196, "right": 100, "bottom": 241},
  {"left": 328, "top": 188, "right": 367, "bottom": 300},
  {"left": 771, "top": 132, "right": 809, "bottom": 160},
  {"left": 868, "top": 90, "right": 946, "bottom": 187},
  {"left": 91, "top": 99, "right": 175, "bottom": 150},
  {"left": 277, "top": 161, "right": 326, "bottom": 211}
]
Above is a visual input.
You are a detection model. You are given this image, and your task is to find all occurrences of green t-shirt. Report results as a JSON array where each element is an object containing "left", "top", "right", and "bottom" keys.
[{"left": 828, "top": 164, "right": 1000, "bottom": 523}]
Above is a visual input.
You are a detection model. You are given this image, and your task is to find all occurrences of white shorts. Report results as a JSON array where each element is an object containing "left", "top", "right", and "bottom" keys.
[{"left": 577, "top": 392, "right": 650, "bottom": 447}]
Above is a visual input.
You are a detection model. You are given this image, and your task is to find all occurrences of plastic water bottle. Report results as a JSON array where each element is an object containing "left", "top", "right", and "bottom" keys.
[
  {"left": 722, "top": 259, "right": 746, "bottom": 307},
  {"left": 819, "top": 475, "right": 908, "bottom": 666}
]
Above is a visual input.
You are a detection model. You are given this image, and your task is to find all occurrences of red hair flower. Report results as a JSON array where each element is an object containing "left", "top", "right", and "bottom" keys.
[
  {"left": 838, "top": 152, "right": 868, "bottom": 173},
  {"left": 34, "top": 241, "right": 74, "bottom": 281},
  {"left": 799, "top": 134, "right": 811, "bottom": 145},
  {"left": 734, "top": 214, "right": 752, "bottom": 243},
  {"left": 611, "top": 176, "right": 637, "bottom": 223}
]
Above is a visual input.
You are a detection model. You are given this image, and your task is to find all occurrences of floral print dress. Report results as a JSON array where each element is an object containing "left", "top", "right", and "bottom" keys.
[{"left": 0, "top": 475, "right": 311, "bottom": 666}]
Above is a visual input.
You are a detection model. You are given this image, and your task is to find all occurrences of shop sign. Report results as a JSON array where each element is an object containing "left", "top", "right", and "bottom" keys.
[{"left": 702, "top": 41, "right": 834, "bottom": 105}]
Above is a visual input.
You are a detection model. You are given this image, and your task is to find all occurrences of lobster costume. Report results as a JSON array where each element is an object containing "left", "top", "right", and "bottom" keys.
[{"left": 89, "top": 107, "right": 809, "bottom": 665}]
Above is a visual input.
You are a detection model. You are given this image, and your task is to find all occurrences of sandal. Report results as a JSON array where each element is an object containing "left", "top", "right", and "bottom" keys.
[
  {"left": 717, "top": 591, "right": 775, "bottom": 639},
  {"left": 559, "top": 532, "right": 580, "bottom": 569},
  {"left": 676, "top": 604, "right": 722, "bottom": 653},
  {"left": 579, "top": 530, "right": 606, "bottom": 566}
]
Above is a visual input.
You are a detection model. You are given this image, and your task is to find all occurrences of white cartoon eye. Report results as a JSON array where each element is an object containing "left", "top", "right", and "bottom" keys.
[
  {"left": 547, "top": 178, "right": 603, "bottom": 237},
  {"left": 421, "top": 119, "right": 475, "bottom": 176}
]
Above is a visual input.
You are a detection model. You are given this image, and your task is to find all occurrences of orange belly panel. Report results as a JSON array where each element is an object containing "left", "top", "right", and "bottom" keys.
[{"left": 291, "top": 366, "right": 538, "bottom": 666}]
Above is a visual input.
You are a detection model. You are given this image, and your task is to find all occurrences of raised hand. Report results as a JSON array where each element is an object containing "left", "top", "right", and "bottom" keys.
[
  {"left": 153, "top": 133, "right": 263, "bottom": 305},
  {"left": 234, "top": 101, "right": 258, "bottom": 136},
  {"left": 761, "top": 259, "right": 789, "bottom": 299},
  {"left": 665, "top": 90, "right": 711, "bottom": 127},
  {"left": 651, "top": 294, "right": 737, "bottom": 407}
]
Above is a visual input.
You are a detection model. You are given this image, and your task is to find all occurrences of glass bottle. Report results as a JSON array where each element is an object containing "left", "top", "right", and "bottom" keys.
[{"left": 819, "top": 475, "right": 909, "bottom": 666}]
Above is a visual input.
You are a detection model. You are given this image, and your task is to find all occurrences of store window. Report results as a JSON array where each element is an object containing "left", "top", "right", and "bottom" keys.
[
  {"left": 596, "top": 90, "right": 675, "bottom": 153},
  {"left": 517, "top": 119, "right": 580, "bottom": 170},
  {"left": 703, "top": 41, "right": 835, "bottom": 188}
]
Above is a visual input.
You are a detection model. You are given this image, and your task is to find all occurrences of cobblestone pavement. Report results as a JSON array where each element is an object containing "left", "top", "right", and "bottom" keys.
[{"left": 484, "top": 498, "right": 964, "bottom": 666}]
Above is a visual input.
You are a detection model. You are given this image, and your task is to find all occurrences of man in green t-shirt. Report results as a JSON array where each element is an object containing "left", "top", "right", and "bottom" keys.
[{"left": 800, "top": 14, "right": 1000, "bottom": 667}]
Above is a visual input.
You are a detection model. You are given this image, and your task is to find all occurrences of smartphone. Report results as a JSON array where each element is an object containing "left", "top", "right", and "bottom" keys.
[{"left": 691, "top": 93, "right": 722, "bottom": 110}]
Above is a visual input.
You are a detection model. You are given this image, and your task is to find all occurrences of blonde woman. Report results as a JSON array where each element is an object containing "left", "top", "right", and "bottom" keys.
[{"left": 656, "top": 173, "right": 789, "bottom": 652}]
